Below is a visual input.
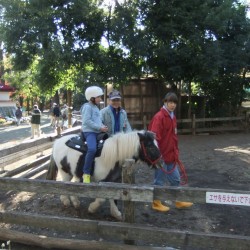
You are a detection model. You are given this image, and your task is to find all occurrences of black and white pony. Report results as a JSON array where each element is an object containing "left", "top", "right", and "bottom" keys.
[{"left": 46, "top": 130, "right": 161, "bottom": 220}]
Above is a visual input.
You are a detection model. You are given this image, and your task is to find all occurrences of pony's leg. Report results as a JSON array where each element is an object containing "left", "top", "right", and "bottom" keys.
[
  {"left": 69, "top": 176, "right": 81, "bottom": 208},
  {"left": 88, "top": 198, "right": 106, "bottom": 214},
  {"left": 57, "top": 170, "right": 72, "bottom": 207},
  {"left": 109, "top": 199, "right": 122, "bottom": 221}
]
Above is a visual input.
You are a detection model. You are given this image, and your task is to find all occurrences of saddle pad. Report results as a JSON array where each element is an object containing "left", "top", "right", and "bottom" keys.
[
  {"left": 65, "top": 133, "right": 109, "bottom": 155},
  {"left": 66, "top": 136, "right": 86, "bottom": 153}
]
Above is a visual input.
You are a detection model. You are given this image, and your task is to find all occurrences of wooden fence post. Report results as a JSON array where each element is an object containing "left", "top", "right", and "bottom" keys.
[
  {"left": 67, "top": 89, "right": 72, "bottom": 128},
  {"left": 192, "top": 114, "right": 196, "bottom": 135},
  {"left": 143, "top": 115, "right": 147, "bottom": 130},
  {"left": 245, "top": 111, "right": 250, "bottom": 132},
  {"left": 122, "top": 159, "right": 135, "bottom": 245},
  {"left": 56, "top": 126, "right": 61, "bottom": 136}
]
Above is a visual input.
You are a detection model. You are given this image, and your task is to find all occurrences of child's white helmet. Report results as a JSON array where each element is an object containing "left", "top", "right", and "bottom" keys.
[{"left": 85, "top": 86, "right": 104, "bottom": 101}]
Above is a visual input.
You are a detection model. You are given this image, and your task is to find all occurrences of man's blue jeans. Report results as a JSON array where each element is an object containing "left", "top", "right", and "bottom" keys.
[
  {"left": 154, "top": 161, "right": 180, "bottom": 186},
  {"left": 82, "top": 132, "right": 97, "bottom": 175}
]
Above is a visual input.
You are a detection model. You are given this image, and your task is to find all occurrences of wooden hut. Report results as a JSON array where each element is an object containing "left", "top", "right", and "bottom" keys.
[{"left": 119, "top": 78, "right": 167, "bottom": 128}]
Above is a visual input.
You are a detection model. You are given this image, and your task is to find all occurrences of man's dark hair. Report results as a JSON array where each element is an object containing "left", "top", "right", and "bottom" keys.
[{"left": 163, "top": 92, "right": 178, "bottom": 104}]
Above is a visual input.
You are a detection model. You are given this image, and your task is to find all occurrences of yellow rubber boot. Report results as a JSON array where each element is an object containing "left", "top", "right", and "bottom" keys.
[
  {"left": 152, "top": 200, "right": 170, "bottom": 212},
  {"left": 175, "top": 201, "right": 193, "bottom": 209},
  {"left": 83, "top": 174, "right": 91, "bottom": 184}
]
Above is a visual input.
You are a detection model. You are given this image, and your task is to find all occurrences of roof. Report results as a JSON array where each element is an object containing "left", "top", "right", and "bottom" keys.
[{"left": 0, "top": 84, "right": 15, "bottom": 92}]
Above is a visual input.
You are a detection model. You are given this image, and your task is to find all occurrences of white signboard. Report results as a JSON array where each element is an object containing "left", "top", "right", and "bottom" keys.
[{"left": 206, "top": 192, "right": 250, "bottom": 206}]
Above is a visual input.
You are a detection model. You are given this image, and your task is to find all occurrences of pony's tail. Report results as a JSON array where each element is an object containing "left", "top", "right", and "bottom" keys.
[{"left": 46, "top": 155, "right": 58, "bottom": 180}]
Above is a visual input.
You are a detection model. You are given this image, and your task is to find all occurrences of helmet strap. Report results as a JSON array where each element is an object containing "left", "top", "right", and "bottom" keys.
[{"left": 90, "top": 97, "right": 96, "bottom": 104}]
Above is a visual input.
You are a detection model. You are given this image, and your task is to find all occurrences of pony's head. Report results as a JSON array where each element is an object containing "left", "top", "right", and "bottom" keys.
[{"left": 138, "top": 131, "right": 162, "bottom": 168}]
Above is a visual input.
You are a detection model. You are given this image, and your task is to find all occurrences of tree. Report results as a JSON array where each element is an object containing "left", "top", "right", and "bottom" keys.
[
  {"left": 136, "top": 0, "right": 250, "bottom": 116},
  {"left": 0, "top": 0, "right": 107, "bottom": 90},
  {"left": 0, "top": 0, "right": 249, "bottom": 117}
]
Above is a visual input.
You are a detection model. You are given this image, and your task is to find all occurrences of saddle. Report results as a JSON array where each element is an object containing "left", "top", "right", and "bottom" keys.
[{"left": 65, "top": 132, "right": 109, "bottom": 157}]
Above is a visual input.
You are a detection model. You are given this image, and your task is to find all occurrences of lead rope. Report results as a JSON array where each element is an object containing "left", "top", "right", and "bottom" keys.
[
  {"left": 140, "top": 142, "right": 188, "bottom": 185},
  {"left": 159, "top": 159, "right": 188, "bottom": 185}
]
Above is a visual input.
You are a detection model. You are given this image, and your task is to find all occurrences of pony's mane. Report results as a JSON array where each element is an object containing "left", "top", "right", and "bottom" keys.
[{"left": 99, "top": 131, "right": 142, "bottom": 168}]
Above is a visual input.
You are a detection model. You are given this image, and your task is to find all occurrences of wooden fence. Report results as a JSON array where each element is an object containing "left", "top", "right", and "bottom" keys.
[
  {"left": 0, "top": 177, "right": 250, "bottom": 249},
  {"left": 0, "top": 126, "right": 81, "bottom": 172},
  {"left": 72, "top": 112, "right": 250, "bottom": 134}
]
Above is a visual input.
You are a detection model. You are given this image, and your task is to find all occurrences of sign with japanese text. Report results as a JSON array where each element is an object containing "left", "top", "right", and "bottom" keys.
[{"left": 206, "top": 192, "right": 250, "bottom": 206}]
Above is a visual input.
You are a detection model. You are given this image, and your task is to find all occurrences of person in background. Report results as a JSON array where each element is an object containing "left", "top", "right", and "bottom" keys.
[
  {"left": 15, "top": 106, "right": 22, "bottom": 126},
  {"left": 81, "top": 86, "right": 108, "bottom": 183},
  {"left": 52, "top": 103, "right": 61, "bottom": 128},
  {"left": 61, "top": 104, "right": 69, "bottom": 130},
  {"left": 50, "top": 103, "right": 56, "bottom": 126},
  {"left": 30, "top": 105, "right": 41, "bottom": 139},
  {"left": 101, "top": 90, "right": 132, "bottom": 136},
  {"left": 148, "top": 92, "right": 193, "bottom": 212}
]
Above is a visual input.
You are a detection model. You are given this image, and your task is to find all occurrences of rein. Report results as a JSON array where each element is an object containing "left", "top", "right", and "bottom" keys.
[
  {"left": 140, "top": 141, "right": 161, "bottom": 165},
  {"left": 159, "top": 159, "right": 188, "bottom": 185}
]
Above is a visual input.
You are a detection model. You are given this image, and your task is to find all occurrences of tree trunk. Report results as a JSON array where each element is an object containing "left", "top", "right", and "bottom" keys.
[{"left": 188, "top": 81, "right": 192, "bottom": 119}]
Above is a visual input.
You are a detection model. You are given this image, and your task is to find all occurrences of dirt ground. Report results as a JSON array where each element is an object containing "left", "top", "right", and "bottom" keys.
[{"left": 0, "top": 132, "right": 250, "bottom": 249}]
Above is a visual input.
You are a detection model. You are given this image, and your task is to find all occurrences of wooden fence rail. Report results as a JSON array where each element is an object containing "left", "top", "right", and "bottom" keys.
[
  {"left": 0, "top": 177, "right": 250, "bottom": 204},
  {"left": 73, "top": 113, "right": 249, "bottom": 134},
  {"left": 0, "top": 126, "right": 81, "bottom": 172},
  {"left": 0, "top": 155, "right": 50, "bottom": 178},
  {"left": 0, "top": 177, "right": 250, "bottom": 249},
  {"left": 0, "top": 212, "right": 250, "bottom": 250}
]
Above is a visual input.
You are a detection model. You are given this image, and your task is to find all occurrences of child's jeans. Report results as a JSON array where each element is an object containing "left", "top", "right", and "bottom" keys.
[
  {"left": 154, "top": 161, "right": 180, "bottom": 186},
  {"left": 82, "top": 132, "right": 97, "bottom": 175}
]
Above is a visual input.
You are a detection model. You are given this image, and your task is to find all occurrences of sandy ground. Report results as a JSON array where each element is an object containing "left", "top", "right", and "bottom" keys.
[{"left": 0, "top": 130, "right": 250, "bottom": 249}]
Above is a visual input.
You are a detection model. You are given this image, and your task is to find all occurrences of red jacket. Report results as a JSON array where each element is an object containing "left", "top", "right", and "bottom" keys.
[{"left": 148, "top": 107, "right": 179, "bottom": 163}]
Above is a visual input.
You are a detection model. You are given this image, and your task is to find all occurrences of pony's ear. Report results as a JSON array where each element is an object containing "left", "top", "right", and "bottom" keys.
[
  {"left": 137, "top": 132, "right": 145, "bottom": 141},
  {"left": 147, "top": 131, "right": 156, "bottom": 139}
]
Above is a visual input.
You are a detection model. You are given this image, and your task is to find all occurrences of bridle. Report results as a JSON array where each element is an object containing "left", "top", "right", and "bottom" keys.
[{"left": 140, "top": 141, "right": 161, "bottom": 165}]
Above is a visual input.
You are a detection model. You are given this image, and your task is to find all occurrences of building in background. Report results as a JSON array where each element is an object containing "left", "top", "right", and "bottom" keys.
[{"left": 0, "top": 82, "right": 16, "bottom": 118}]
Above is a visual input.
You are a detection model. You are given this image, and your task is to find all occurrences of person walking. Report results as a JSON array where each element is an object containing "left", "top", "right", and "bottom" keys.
[
  {"left": 15, "top": 106, "right": 22, "bottom": 126},
  {"left": 52, "top": 103, "right": 61, "bottom": 128},
  {"left": 60, "top": 104, "right": 69, "bottom": 130},
  {"left": 148, "top": 92, "right": 193, "bottom": 212},
  {"left": 81, "top": 86, "right": 108, "bottom": 183},
  {"left": 49, "top": 103, "right": 56, "bottom": 126},
  {"left": 30, "top": 105, "right": 41, "bottom": 139},
  {"left": 101, "top": 90, "right": 132, "bottom": 136}
]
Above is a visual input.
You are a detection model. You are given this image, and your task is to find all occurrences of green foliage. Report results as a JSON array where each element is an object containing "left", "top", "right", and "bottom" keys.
[
  {"left": 0, "top": 118, "right": 5, "bottom": 124},
  {"left": 0, "top": 0, "right": 249, "bottom": 116},
  {"left": 136, "top": 0, "right": 250, "bottom": 115},
  {"left": 0, "top": 0, "right": 107, "bottom": 89}
]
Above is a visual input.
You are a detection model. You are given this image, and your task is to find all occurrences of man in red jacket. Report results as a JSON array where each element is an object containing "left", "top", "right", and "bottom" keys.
[{"left": 148, "top": 92, "right": 193, "bottom": 212}]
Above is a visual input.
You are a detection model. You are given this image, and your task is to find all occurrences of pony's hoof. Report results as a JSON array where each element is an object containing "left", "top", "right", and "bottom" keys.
[
  {"left": 112, "top": 212, "right": 122, "bottom": 221},
  {"left": 72, "top": 201, "right": 81, "bottom": 209},
  {"left": 61, "top": 198, "right": 71, "bottom": 207},
  {"left": 88, "top": 206, "right": 95, "bottom": 214},
  {"left": 62, "top": 201, "right": 71, "bottom": 207},
  {"left": 88, "top": 202, "right": 98, "bottom": 213}
]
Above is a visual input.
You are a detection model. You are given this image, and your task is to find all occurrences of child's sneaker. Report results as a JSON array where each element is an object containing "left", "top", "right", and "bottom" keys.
[{"left": 83, "top": 174, "right": 91, "bottom": 184}]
